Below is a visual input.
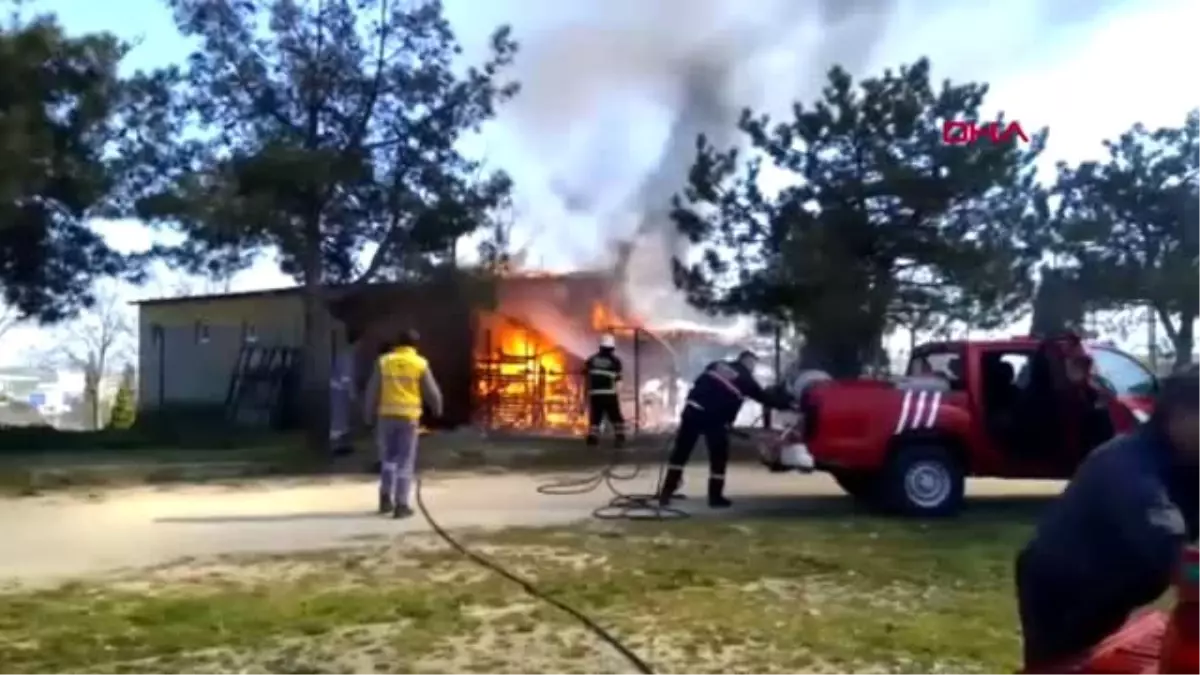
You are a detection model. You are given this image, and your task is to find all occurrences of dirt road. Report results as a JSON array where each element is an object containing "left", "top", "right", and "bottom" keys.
[{"left": 0, "top": 466, "right": 1062, "bottom": 584}]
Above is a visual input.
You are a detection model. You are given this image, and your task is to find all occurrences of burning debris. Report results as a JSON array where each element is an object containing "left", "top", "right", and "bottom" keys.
[
  {"left": 469, "top": 271, "right": 741, "bottom": 435},
  {"left": 474, "top": 312, "right": 584, "bottom": 432}
]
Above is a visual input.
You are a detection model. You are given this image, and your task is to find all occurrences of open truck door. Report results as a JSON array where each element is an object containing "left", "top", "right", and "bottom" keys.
[{"left": 1087, "top": 344, "right": 1158, "bottom": 426}]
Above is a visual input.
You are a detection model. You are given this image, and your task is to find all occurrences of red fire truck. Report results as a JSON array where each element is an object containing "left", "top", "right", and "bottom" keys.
[{"left": 763, "top": 334, "right": 1158, "bottom": 516}]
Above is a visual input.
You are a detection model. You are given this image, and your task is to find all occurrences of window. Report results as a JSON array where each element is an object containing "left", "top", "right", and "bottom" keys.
[
  {"left": 907, "top": 347, "right": 966, "bottom": 390},
  {"left": 195, "top": 321, "right": 210, "bottom": 344},
  {"left": 1000, "top": 353, "right": 1030, "bottom": 377},
  {"left": 1088, "top": 346, "right": 1157, "bottom": 397},
  {"left": 242, "top": 322, "right": 258, "bottom": 344},
  {"left": 985, "top": 352, "right": 1031, "bottom": 388}
]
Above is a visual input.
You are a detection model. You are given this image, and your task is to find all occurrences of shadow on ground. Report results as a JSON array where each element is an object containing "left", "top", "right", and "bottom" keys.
[{"left": 155, "top": 510, "right": 380, "bottom": 524}]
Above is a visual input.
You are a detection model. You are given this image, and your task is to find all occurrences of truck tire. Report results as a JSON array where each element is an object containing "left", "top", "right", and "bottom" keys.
[
  {"left": 882, "top": 444, "right": 965, "bottom": 517},
  {"left": 831, "top": 470, "right": 882, "bottom": 503}
]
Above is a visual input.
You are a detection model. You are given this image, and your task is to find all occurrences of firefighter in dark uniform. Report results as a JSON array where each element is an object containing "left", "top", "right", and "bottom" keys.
[
  {"left": 583, "top": 333, "right": 626, "bottom": 448},
  {"left": 657, "top": 350, "right": 795, "bottom": 508}
]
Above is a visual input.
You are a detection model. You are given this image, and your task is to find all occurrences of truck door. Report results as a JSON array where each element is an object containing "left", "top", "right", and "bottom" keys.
[
  {"left": 1004, "top": 339, "right": 1089, "bottom": 475},
  {"left": 979, "top": 348, "right": 1042, "bottom": 463},
  {"left": 1087, "top": 345, "right": 1159, "bottom": 429}
]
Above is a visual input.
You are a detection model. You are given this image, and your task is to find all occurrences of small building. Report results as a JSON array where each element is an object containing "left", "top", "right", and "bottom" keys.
[
  {"left": 135, "top": 286, "right": 318, "bottom": 418},
  {"left": 134, "top": 271, "right": 723, "bottom": 432}
]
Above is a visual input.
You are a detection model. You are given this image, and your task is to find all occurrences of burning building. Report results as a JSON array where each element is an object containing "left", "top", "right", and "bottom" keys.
[
  {"left": 133, "top": 267, "right": 780, "bottom": 432},
  {"left": 329, "top": 269, "right": 739, "bottom": 436}
]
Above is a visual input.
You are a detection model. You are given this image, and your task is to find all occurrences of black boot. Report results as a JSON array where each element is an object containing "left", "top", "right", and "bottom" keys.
[
  {"left": 657, "top": 468, "right": 683, "bottom": 507},
  {"left": 708, "top": 479, "right": 732, "bottom": 508},
  {"left": 378, "top": 493, "right": 393, "bottom": 514},
  {"left": 392, "top": 503, "right": 415, "bottom": 519}
]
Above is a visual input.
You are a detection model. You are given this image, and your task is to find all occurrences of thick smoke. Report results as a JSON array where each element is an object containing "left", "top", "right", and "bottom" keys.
[
  {"left": 507, "top": 0, "right": 899, "bottom": 329},
  {"left": 502, "top": 0, "right": 1141, "bottom": 336}
]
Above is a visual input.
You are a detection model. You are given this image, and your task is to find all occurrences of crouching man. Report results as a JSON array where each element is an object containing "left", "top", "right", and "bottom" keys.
[
  {"left": 657, "top": 350, "right": 796, "bottom": 508},
  {"left": 1015, "top": 368, "right": 1199, "bottom": 669},
  {"left": 363, "top": 328, "right": 443, "bottom": 519}
]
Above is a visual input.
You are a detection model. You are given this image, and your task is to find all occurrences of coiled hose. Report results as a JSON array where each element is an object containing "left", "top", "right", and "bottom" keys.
[{"left": 534, "top": 435, "right": 689, "bottom": 521}]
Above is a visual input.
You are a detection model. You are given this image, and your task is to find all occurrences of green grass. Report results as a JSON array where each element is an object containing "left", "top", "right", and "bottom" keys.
[
  {"left": 0, "top": 430, "right": 701, "bottom": 496},
  {"left": 0, "top": 511, "right": 1036, "bottom": 674},
  {"left": 0, "top": 442, "right": 310, "bottom": 496}
]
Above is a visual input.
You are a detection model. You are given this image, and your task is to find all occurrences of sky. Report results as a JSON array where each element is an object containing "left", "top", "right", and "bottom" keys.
[{"left": 3, "top": 0, "right": 1198, "bottom": 364}]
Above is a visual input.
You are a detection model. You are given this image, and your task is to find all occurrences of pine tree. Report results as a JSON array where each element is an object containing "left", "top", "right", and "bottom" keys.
[
  {"left": 107, "top": 365, "right": 136, "bottom": 430},
  {"left": 1052, "top": 109, "right": 1199, "bottom": 368},
  {"left": 138, "top": 0, "right": 518, "bottom": 451},
  {"left": 673, "top": 59, "right": 1049, "bottom": 375}
]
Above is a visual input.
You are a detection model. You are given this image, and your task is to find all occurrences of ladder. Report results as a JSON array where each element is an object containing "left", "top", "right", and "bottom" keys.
[{"left": 225, "top": 344, "right": 302, "bottom": 427}]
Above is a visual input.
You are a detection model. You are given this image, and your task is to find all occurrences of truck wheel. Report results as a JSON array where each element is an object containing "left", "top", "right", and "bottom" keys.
[
  {"left": 883, "top": 445, "right": 965, "bottom": 517},
  {"left": 831, "top": 470, "right": 881, "bottom": 503}
]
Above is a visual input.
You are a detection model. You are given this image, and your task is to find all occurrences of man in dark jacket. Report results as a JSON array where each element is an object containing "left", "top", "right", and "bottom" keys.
[
  {"left": 1015, "top": 368, "right": 1199, "bottom": 669},
  {"left": 583, "top": 333, "right": 626, "bottom": 448},
  {"left": 657, "top": 350, "right": 795, "bottom": 508}
]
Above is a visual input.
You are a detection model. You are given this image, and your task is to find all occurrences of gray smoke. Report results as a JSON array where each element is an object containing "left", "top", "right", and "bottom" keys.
[
  {"left": 502, "top": 0, "right": 1140, "bottom": 316},
  {"left": 508, "top": 0, "right": 899, "bottom": 327}
]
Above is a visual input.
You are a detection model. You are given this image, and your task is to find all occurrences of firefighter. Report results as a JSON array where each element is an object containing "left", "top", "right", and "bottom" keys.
[
  {"left": 1015, "top": 368, "right": 1199, "bottom": 669},
  {"left": 657, "top": 350, "right": 796, "bottom": 508},
  {"left": 363, "top": 328, "right": 444, "bottom": 519},
  {"left": 583, "top": 333, "right": 626, "bottom": 448}
]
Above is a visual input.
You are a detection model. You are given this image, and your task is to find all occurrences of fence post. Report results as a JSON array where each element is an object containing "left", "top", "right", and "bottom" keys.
[{"left": 633, "top": 328, "right": 641, "bottom": 435}]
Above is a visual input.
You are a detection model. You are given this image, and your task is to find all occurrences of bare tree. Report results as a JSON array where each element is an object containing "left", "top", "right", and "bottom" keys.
[{"left": 43, "top": 287, "right": 135, "bottom": 430}]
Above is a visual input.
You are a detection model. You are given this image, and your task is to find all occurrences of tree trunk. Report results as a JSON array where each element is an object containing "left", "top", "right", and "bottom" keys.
[
  {"left": 84, "top": 369, "right": 100, "bottom": 430},
  {"left": 301, "top": 212, "right": 332, "bottom": 454},
  {"left": 1173, "top": 311, "right": 1195, "bottom": 370},
  {"left": 798, "top": 326, "right": 876, "bottom": 378},
  {"left": 798, "top": 279, "right": 890, "bottom": 377}
]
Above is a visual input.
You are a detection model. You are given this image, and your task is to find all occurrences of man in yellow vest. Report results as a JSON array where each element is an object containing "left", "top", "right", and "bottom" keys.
[{"left": 363, "top": 328, "right": 443, "bottom": 519}]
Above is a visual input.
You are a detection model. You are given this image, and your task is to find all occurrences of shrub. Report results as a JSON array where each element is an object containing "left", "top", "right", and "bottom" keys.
[{"left": 107, "top": 366, "right": 137, "bottom": 430}]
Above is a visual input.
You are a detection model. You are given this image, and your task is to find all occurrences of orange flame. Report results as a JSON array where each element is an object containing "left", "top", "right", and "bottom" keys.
[
  {"left": 591, "top": 301, "right": 639, "bottom": 331},
  {"left": 474, "top": 314, "right": 585, "bottom": 432}
]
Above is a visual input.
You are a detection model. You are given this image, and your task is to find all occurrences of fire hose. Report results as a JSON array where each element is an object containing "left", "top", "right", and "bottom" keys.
[{"left": 412, "top": 433, "right": 674, "bottom": 675}]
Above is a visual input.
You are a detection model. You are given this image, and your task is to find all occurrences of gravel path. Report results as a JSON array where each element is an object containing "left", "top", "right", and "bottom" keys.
[{"left": 0, "top": 466, "right": 1062, "bottom": 583}]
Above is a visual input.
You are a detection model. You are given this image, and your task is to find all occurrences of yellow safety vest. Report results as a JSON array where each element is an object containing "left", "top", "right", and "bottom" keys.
[{"left": 377, "top": 346, "right": 428, "bottom": 421}]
